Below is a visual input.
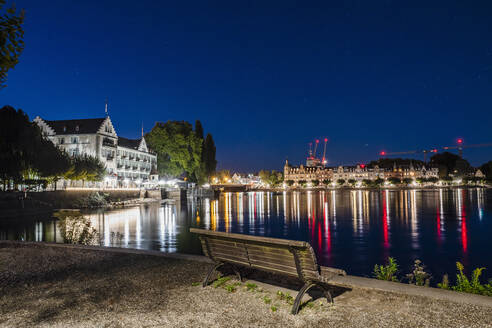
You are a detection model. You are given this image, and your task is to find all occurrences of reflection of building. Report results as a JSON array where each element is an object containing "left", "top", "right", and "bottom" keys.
[
  {"left": 34, "top": 115, "right": 157, "bottom": 185},
  {"left": 284, "top": 159, "right": 439, "bottom": 185}
]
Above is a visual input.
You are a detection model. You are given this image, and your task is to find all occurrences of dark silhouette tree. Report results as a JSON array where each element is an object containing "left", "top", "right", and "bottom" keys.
[
  {"left": 203, "top": 133, "right": 217, "bottom": 179},
  {"left": 0, "top": 1, "right": 24, "bottom": 88}
]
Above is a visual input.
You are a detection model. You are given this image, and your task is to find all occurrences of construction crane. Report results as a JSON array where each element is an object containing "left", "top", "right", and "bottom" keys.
[
  {"left": 313, "top": 139, "right": 319, "bottom": 158},
  {"left": 322, "top": 138, "right": 328, "bottom": 166},
  {"left": 380, "top": 139, "right": 492, "bottom": 161},
  {"left": 379, "top": 149, "right": 438, "bottom": 162},
  {"left": 442, "top": 140, "right": 492, "bottom": 158}
]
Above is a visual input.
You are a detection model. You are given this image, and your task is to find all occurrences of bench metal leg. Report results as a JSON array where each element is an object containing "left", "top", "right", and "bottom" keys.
[
  {"left": 230, "top": 264, "right": 243, "bottom": 282},
  {"left": 291, "top": 282, "right": 315, "bottom": 315},
  {"left": 321, "top": 285, "right": 333, "bottom": 304},
  {"left": 203, "top": 263, "right": 223, "bottom": 287}
]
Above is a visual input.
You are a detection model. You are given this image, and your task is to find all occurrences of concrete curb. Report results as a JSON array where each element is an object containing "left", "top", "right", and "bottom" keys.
[{"left": 2, "top": 241, "right": 491, "bottom": 308}]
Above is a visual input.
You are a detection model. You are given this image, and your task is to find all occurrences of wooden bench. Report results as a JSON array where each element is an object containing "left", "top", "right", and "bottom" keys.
[{"left": 190, "top": 228, "right": 346, "bottom": 314}]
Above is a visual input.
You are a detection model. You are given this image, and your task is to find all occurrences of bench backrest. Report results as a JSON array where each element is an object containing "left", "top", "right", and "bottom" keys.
[{"left": 190, "top": 228, "right": 321, "bottom": 281}]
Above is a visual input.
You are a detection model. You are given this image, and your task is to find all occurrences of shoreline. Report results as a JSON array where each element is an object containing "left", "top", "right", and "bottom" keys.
[{"left": 246, "top": 184, "right": 491, "bottom": 193}]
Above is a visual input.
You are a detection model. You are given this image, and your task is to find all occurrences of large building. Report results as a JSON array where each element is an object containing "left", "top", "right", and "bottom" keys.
[
  {"left": 34, "top": 115, "right": 157, "bottom": 187},
  {"left": 283, "top": 159, "right": 438, "bottom": 186}
]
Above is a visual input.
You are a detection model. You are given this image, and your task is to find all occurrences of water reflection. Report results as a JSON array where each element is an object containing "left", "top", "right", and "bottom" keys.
[{"left": 1, "top": 188, "right": 491, "bottom": 278}]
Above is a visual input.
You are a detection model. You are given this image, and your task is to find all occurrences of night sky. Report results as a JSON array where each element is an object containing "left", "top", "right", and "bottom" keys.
[{"left": 2, "top": 0, "right": 492, "bottom": 171}]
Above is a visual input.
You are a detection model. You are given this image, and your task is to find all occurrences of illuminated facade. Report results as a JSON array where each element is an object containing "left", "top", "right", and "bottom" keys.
[
  {"left": 284, "top": 159, "right": 439, "bottom": 185},
  {"left": 34, "top": 115, "right": 157, "bottom": 185}
]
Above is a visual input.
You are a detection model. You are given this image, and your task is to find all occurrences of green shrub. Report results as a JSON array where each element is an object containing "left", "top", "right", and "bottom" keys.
[
  {"left": 224, "top": 284, "right": 236, "bottom": 293},
  {"left": 373, "top": 257, "right": 399, "bottom": 282},
  {"left": 263, "top": 296, "right": 271, "bottom": 304},
  {"left": 451, "top": 262, "right": 492, "bottom": 296},
  {"left": 270, "top": 305, "right": 277, "bottom": 312}
]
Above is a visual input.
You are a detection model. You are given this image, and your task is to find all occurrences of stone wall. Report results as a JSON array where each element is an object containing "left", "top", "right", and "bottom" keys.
[{"left": 26, "top": 190, "right": 141, "bottom": 209}]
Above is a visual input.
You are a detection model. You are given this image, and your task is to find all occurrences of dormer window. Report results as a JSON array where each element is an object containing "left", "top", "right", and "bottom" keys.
[
  {"left": 75, "top": 125, "right": 79, "bottom": 132},
  {"left": 63, "top": 126, "right": 67, "bottom": 132}
]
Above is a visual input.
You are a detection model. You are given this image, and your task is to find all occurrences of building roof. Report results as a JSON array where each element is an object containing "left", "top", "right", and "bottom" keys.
[
  {"left": 117, "top": 136, "right": 141, "bottom": 149},
  {"left": 44, "top": 118, "right": 107, "bottom": 135}
]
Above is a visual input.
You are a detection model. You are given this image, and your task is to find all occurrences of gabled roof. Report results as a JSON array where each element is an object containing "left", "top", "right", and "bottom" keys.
[
  {"left": 118, "top": 136, "right": 141, "bottom": 149},
  {"left": 43, "top": 118, "right": 107, "bottom": 135}
]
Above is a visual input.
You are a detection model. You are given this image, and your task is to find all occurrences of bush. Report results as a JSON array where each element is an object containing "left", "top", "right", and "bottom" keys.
[
  {"left": 322, "top": 179, "right": 331, "bottom": 185},
  {"left": 373, "top": 257, "right": 399, "bottom": 282},
  {"left": 337, "top": 179, "right": 345, "bottom": 186},
  {"left": 444, "top": 262, "right": 492, "bottom": 296},
  {"left": 406, "top": 259, "right": 431, "bottom": 286},
  {"left": 311, "top": 179, "right": 320, "bottom": 186},
  {"left": 55, "top": 211, "right": 99, "bottom": 245}
]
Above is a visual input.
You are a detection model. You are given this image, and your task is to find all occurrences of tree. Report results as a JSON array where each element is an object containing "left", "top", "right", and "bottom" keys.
[
  {"left": 374, "top": 178, "right": 384, "bottom": 187},
  {"left": 479, "top": 161, "right": 492, "bottom": 179},
  {"left": 311, "top": 179, "right": 320, "bottom": 186},
  {"left": 286, "top": 180, "right": 294, "bottom": 186},
  {"left": 64, "top": 155, "right": 106, "bottom": 182},
  {"left": 362, "top": 179, "right": 373, "bottom": 187},
  {"left": 0, "top": 105, "right": 70, "bottom": 189},
  {"left": 298, "top": 180, "right": 307, "bottom": 187},
  {"left": 427, "top": 177, "right": 439, "bottom": 184},
  {"left": 259, "top": 170, "right": 283, "bottom": 187},
  {"left": 0, "top": 1, "right": 24, "bottom": 88},
  {"left": 216, "top": 170, "right": 231, "bottom": 183},
  {"left": 203, "top": 133, "right": 217, "bottom": 179},
  {"left": 347, "top": 179, "right": 356, "bottom": 186},
  {"left": 387, "top": 177, "right": 401, "bottom": 185},
  {"left": 195, "top": 120, "right": 204, "bottom": 140},
  {"left": 322, "top": 179, "right": 331, "bottom": 185},
  {"left": 402, "top": 178, "right": 413, "bottom": 185},
  {"left": 145, "top": 121, "right": 203, "bottom": 180},
  {"left": 337, "top": 179, "right": 345, "bottom": 186},
  {"left": 430, "top": 152, "right": 471, "bottom": 178}
]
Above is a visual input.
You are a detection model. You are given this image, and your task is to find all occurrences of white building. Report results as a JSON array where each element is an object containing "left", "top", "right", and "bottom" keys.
[{"left": 34, "top": 116, "right": 157, "bottom": 187}]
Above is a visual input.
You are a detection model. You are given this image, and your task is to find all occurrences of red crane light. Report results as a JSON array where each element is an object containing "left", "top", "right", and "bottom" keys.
[
  {"left": 316, "top": 139, "right": 319, "bottom": 143},
  {"left": 360, "top": 164, "right": 365, "bottom": 168},
  {"left": 324, "top": 138, "right": 328, "bottom": 142},
  {"left": 457, "top": 138, "right": 463, "bottom": 144},
  {"left": 432, "top": 149, "right": 437, "bottom": 153},
  {"left": 380, "top": 151, "right": 386, "bottom": 156}
]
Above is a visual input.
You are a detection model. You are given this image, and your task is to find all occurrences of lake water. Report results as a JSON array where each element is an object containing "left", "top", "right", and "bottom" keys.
[{"left": 1, "top": 188, "right": 491, "bottom": 281}]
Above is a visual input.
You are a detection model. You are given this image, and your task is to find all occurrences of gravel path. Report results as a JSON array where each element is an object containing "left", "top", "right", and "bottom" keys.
[{"left": 0, "top": 243, "right": 491, "bottom": 328}]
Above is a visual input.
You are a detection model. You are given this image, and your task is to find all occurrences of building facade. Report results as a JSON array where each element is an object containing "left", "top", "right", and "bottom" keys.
[
  {"left": 284, "top": 159, "right": 439, "bottom": 186},
  {"left": 34, "top": 116, "right": 157, "bottom": 186}
]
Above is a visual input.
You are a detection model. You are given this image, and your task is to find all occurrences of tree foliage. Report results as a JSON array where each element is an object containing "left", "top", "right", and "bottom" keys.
[
  {"left": 203, "top": 133, "right": 217, "bottom": 179},
  {"left": 259, "top": 170, "right": 283, "bottom": 187},
  {"left": 145, "top": 121, "right": 203, "bottom": 181},
  {"left": 145, "top": 120, "right": 216, "bottom": 183},
  {"left": 479, "top": 161, "right": 492, "bottom": 179},
  {"left": 0, "top": 106, "right": 70, "bottom": 187},
  {"left": 0, "top": 0, "right": 24, "bottom": 88},
  {"left": 430, "top": 152, "right": 471, "bottom": 177},
  {"left": 369, "top": 158, "right": 424, "bottom": 169}
]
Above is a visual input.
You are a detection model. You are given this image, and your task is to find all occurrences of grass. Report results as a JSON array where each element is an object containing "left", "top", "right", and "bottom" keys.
[
  {"left": 212, "top": 277, "right": 231, "bottom": 289},
  {"left": 263, "top": 296, "right": 271, "bottom": 304},
  {"left": 191, "top": 282, "right": 201, "bottom": 287},
  {"left": 270, "top": 305, "right": 277, "bottom": 312},
  {"left": 276, "top": 290, "right": 294, "bottom": 305},
  {"left": 246, "top": 283, "right": 257, "bottom": 292}
]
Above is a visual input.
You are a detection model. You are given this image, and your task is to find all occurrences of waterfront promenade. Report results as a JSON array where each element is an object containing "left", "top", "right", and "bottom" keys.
[{"left": 1, "top": 242, "right": 491, "bottom": 328}]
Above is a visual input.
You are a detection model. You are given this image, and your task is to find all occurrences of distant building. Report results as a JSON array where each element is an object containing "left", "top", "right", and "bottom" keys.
[
  {"left": 34, "top": 115, "right": 157, "bottom": 186},
  {"left": 283, "top": 159, "right": 439, "bottom": 186}
]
